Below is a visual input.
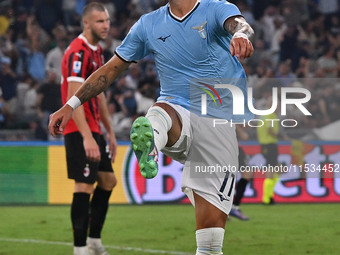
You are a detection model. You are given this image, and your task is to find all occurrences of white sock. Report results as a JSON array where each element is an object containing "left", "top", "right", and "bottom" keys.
[
  {"left": 73, "top": 246, "right": 88, "bottom": 255},
  {"left": 145, "top": 106, "right": 172, "bottom": 151},
  {"left": 195, "top": 227, "right": 225, "bottom": 255},
  {"left": 232, "top": 204, "right": 239, "bottom": 210},
  {"left": 87, "top": 237, "right": 102, "bottom": 247}
]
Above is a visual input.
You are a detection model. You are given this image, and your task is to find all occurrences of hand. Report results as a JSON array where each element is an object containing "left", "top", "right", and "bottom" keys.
[
  {"left": 230, "top": 35, "right": 254, "bottom": 60},
  {"left": 107, "top": 133, "right": 118, "bottom": 163},
  {"left": 83, "top": 135, "right": 101, "bottom": 162},
  {"left": 48, "top": 105, "right": 73, "bottom": 137}
]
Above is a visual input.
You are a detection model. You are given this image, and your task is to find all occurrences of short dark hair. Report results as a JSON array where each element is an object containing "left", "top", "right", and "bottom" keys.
[{"left": 82, "top": 2, "right": 107, "bottom": 18}]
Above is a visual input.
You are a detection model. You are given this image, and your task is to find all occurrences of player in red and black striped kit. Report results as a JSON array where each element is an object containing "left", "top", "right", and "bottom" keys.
[{"left": 61, "top": 3, "right": 117, "bottom": 255}]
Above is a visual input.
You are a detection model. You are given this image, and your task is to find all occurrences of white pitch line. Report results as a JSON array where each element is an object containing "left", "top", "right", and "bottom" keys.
[{"left": 0, "top": 237, "right": 191, "bottom": 255}]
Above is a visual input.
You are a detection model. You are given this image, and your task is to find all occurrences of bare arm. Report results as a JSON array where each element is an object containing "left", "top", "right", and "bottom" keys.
[
  {"left": 76, "top": 56, "right": 130, "bottom": 104},
  {"left": 69, "top": 81, "right": 101, "bottom": 162},
  {"left": 99, "top": 93, "right": 114, "bottom": 136},
  {"left": 49, "top": 55, "right": 130, "bottom": 137},
  {"left": 224, "top": 16, "right": 254, "bottom": 59},
  {"left": 99, "top": 92, "right": 117, "bottom": 162},
  {"left": 36, "top": 93, "right": 43, "bottom": 118}
]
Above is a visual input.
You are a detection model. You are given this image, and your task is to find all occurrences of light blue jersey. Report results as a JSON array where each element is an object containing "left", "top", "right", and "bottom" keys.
[{"left": 116, "top": 0, "right": 252, "bottom": 121}]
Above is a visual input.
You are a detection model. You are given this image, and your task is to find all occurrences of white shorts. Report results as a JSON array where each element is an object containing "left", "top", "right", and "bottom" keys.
[{"left": 160, "top": 101, "right": 238, "bottom": 214}]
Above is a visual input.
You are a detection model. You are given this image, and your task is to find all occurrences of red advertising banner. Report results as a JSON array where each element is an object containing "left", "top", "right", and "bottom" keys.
[
  {"left": 124, "top": 142, "right": 340, "bottom": 204},
  {"left": 240, "top": 142, "right": 340, "bottom": 203}
]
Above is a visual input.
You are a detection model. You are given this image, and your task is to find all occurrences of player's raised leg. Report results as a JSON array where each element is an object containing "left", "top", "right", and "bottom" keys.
[{"left": 130, "top": 102, "right": 182, "bottom": 178}]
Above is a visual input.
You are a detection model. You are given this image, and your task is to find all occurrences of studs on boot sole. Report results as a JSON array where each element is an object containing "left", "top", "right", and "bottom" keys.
[{"left": 145, "top": 132, "right": 153, "bottom": 138}]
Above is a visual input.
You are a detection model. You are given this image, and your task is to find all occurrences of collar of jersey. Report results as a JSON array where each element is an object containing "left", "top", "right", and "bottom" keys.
[
  {"left": 78, "top": 33, "right": 98, "bottom": 51},
  {"left": 168, "top": 0, "right": 201, "bottom": 22}
]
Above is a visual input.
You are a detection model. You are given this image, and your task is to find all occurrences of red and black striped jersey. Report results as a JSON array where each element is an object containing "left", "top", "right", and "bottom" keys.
[{"left": 61, "top": 34, "right": 105, "bottom": 135}]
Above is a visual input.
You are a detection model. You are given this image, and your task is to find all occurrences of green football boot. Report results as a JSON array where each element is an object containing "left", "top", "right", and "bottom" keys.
[{"left": 130, "top": 117, "right": 158, "bottom": 179}]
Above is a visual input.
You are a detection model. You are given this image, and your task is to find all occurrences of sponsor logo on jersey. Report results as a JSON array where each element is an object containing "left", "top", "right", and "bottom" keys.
[
  {"left": 157, "top": 35, "right": 171, "bottom": 42},
  {"left": 73, "top": 61, "right": 82, "bottom": 73}
]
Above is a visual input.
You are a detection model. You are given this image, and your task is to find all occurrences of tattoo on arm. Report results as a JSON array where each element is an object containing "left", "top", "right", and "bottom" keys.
[
  {"left": 224, "top": 16, "right": 254, "bottom": 38},
  {"left": 77, "top": 75, "right": 109, "bottom": 103},
  {"left": 75, "top": 56, "right": 130, "bottom": 105}
]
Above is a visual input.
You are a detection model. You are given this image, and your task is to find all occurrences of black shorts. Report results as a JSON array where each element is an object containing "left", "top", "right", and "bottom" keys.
[
  {"left": 261, "top": 143, "right": 278, "bottom": 166},
  {"left": 64, "top": 132, "right": 114, "bottom": 184}
]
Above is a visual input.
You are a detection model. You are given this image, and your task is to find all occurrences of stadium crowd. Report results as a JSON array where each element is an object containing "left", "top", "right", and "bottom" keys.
[{"left": 0, "top": 0, "right": 340, "bottom": 140}]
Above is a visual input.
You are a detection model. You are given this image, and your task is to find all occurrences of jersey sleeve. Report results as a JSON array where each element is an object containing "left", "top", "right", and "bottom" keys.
[
  {"left": 212, "top": 1, "right": 242, "bottom": 31},
  {"left": 66, "top": 48, "right": 90, "bottom": 84},
  {"left": 115, "top": 17, "right": 150, "bottom": 62}
]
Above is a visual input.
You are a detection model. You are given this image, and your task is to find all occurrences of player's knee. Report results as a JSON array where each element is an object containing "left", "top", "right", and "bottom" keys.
[
  {"left": 97, "top": 173, "right": 117, "bottom": 191},
  {"left": 194, "top": 192, "right": 227, "bottom": 229},
  {"left": 195, "top": 227, "right": 224, "bottom": 255},
  {"left": 146, "top": 104, "right": 178, "bottom": 148},
  {"left": 198, "top": 215, "right": 227, "bottom": 229},
  {"left": 105, "top": 174, "right": 117, "bottom": 190},
  {"left": 109, "top": 174, "right": 118, "bottom": 189},
  {"left": 146, "top": 104, "right": 173, "bottom": 131},
  {"left": 150, "top": 103, "right": 182, "bottom": 146}
]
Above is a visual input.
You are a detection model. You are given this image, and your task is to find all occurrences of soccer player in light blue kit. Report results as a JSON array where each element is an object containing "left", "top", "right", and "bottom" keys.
[{"left": 49, "top": 1, "right": 254, "bottom": 254}]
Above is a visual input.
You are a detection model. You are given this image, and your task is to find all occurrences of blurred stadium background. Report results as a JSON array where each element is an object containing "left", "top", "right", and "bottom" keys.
[{"left": 0, "top": 0, "right": 339, "bottom": 254}]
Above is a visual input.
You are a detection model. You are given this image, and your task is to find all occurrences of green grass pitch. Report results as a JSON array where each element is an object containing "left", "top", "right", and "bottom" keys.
[{"left": 0, "top": 204, "right": 339, "bottom": 255}]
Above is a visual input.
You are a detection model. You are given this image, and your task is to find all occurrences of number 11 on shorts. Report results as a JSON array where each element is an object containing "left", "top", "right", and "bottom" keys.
[{"left": 218, "top": 172, "right": 235, "bottom": 202}]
